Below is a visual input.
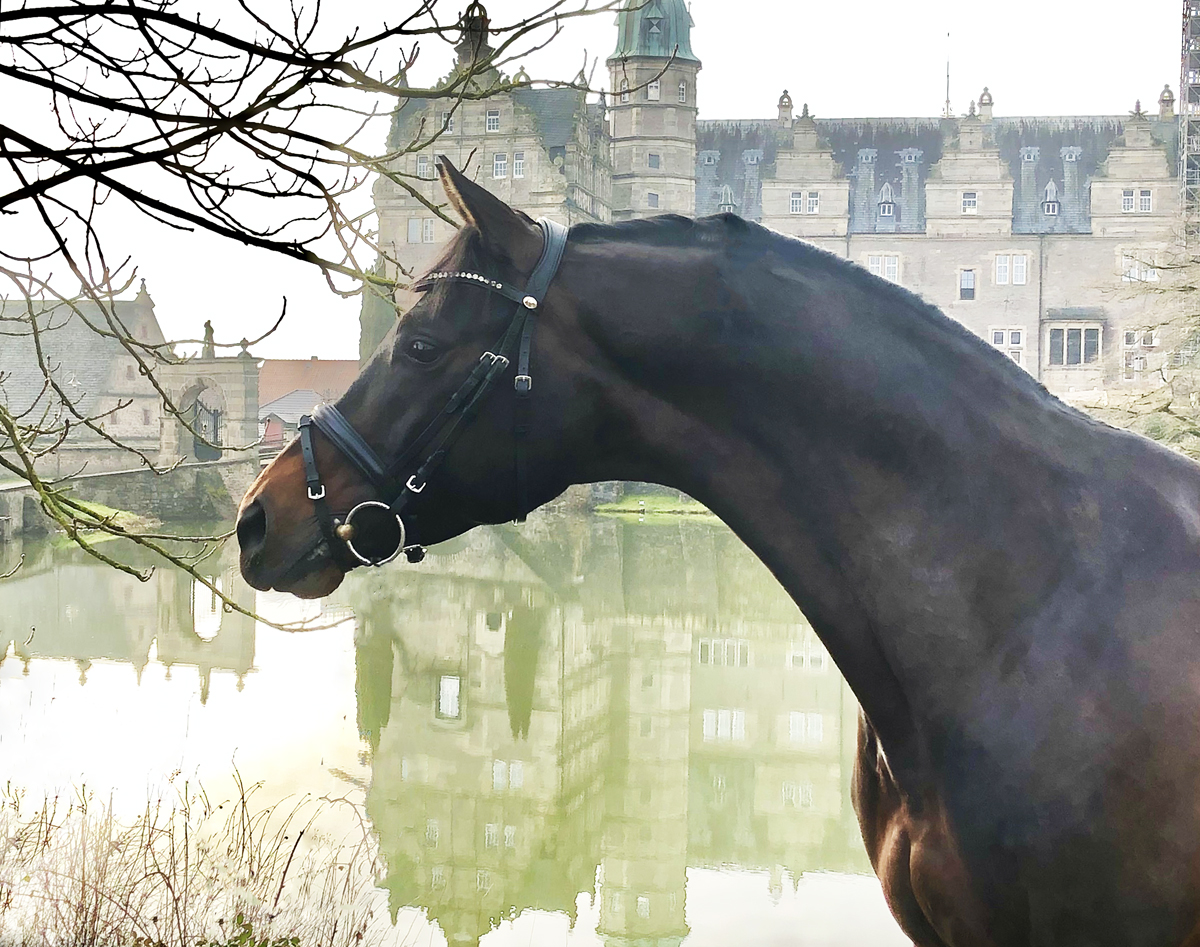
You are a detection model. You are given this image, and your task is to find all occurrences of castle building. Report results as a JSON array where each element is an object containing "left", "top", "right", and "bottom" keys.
[{"left": 362, "top": 3, "right": 1181, "bottom": 409}]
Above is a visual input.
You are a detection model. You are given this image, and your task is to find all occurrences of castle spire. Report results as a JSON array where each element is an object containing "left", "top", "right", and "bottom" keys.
[{"left": 608, "top": 0, "right": 699, "bottom": 64}]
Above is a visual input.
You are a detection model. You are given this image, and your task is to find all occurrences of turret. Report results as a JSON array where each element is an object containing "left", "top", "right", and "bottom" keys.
[{"left": 607, "top": 0, "right": 701, "bottom": 220}]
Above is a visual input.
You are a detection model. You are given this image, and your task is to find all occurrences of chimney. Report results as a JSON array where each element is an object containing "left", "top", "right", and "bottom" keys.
[
  {"left": 1061, "top": 147, "right": 1084, "bottom": 231},
  {"left": 1018, "top": 146, "right": 1040, "bottom": 231}
]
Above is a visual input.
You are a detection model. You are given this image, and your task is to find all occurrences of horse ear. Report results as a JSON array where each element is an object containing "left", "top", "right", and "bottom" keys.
[{"left": 436, "top": 156, "right": 539, "bottom": 264}]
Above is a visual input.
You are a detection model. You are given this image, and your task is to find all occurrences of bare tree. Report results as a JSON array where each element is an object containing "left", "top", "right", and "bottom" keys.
[{"left": 0, "top": 0, "right": 618, "bottom": 610}]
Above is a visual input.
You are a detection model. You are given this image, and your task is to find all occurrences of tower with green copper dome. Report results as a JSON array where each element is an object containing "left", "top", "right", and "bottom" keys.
[{"left": 606, "top": 0, "right": 700, "bottom": 221}]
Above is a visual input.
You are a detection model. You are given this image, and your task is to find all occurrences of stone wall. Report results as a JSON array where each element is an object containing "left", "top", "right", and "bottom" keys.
[{"left": 2, "top": 458, "right": 259, "bottom": 535}]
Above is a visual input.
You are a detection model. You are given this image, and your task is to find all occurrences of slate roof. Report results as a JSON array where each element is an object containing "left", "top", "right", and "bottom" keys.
[
  {"left": 697, "top": 114, "right": 1177, "bottom": 232},
  {"left": 258, "top": 359, "right": 358, "bottom": 404},
  {"left": 258, "top": 388, "right": 322, "bottom": 425},
  {"left": 0, "top": 299, "right": 162, "bottom": 421},
  {"left": 512, "top": 87, "right": 586, "bottom": 150}
]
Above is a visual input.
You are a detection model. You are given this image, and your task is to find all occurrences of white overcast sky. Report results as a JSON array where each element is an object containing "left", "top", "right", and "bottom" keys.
[{"left": 94, "top": 0, "right": 1179, "bottom": 359}]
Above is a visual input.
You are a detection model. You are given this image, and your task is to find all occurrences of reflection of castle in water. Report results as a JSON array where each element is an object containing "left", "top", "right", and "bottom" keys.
[
  {"left": 0, "top": 538, "right": 254, "bottom": 701},
  {"left": 347, "top": 516, "right": 869, "bottom": 947}
]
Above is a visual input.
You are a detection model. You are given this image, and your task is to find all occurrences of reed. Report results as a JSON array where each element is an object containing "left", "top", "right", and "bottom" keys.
[{"left": 0, "top": 773, "right": 398, "bottom": 947}]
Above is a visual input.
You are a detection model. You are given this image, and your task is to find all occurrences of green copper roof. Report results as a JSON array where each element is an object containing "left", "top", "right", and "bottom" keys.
[{"left": 608, "top": 0, "right": 699, "bottom": 64}]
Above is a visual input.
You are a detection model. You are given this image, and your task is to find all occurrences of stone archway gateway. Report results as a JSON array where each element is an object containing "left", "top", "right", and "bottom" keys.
[{"left": 157, "top": 352, "right": 259, "bottom": 466}]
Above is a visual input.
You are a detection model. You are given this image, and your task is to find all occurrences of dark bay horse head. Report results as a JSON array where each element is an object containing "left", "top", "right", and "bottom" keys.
[{"left": 237, "top": 159, "right": 609, "bottom": 597}]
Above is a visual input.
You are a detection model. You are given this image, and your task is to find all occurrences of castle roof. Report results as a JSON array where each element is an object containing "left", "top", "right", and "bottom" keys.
[
  {"left": 608, "top": 0, "right": 699, "bottom": 64},
  {"left": 0, "top": 298, "right": 165, "bottom": 419}
]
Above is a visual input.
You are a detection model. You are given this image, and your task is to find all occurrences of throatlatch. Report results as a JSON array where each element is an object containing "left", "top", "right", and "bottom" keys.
[{"left": 297, "top": 217, "right": 569, "bottom": 568}]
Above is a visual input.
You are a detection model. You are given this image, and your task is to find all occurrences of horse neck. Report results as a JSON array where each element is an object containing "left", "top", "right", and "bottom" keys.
[{"left": 566, "top": 232, "right": 1105, "bottom": 780}]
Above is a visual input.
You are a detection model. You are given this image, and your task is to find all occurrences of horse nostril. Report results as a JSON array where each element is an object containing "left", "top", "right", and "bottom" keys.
[{"left": 237, "top": 499, "right": 267, "bottom": 565}]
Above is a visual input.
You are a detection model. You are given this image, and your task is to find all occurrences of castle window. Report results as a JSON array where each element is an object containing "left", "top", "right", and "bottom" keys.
[
  {"left": 1125, "top": 351, "right": 1148, "bottom": 379},
  {"left": 422, "top": 218, "right": 436, "bottom": 243},
  {"left": 440, "top": 111, "right": 454, "bottom": 133},
  {"left": 492, "top": 153, "right": 507, "bottom": 178},
  {"left": 485, "top": 823, "right": 499, "bottom": 848},
  {"left": 703, "top": 153, "right": 716, "bottom": 165},
  {"left": 142, "top": 408, "right": 152, "bottom": 425},
  {"left": 1047, "top": 326, "right": 1100, "bottom": 367},
  {"left": 647, "top": 192, "right": 659, "bottom": 208},
  {"left": 961, "top": 192, "right": 978, "bottom": 215},
  {"left": 513, "top": 151, "right": 524, "bottom": 178},
  {"left": 989, "top": 326, "right": 1025, "bottom": 366},
  {"left": 431, "top": 866, "right": 446, "bottom": 887},
  {"left": 959, "top": 269, "right": 976, "bottom": 300},
  {"left": 1122, "top": 189, "right": 1135, "bottom": 212},
  {"left": 416, "top": 154, "right": 431, "bottom": 179},
  {"left": 904, "top": 152, "right": 917, "bottom": 163},
  {"left": 806, "top": 191, "right": 820, "bottom": 214},
  {"left": 407, "top": 218, "right": 421, "bottom": 243},
  {"left": 426, "top": 819, "right": 439, "bottom": 847},
  {"left": 1140, "top": 189, "right": 1153, "bottom": 212},
  {"left": 620, "top": 79, "right": 629, "bottom": 104},
  {"left": 504, "top": 825, "right": 516, "bottom": 847},
  {"left": 996, "top": 254, "right": 1010, "bottom": 284},
  {"left": 486, "top": 109, "right": 500, "bottom": 132},
  {"left": 868, "top": 254, "right": 899, "bottom": 282},
  {"left": 1122, "top": 252, "right": 1159, "bottom": 282},
  {"left": 790, "top": 191, "right": 804, "bottom": 214},
  {"left": 126, "top": 364, "right": 136, "bottom": 379},
  {"left": 1013, "top": 254, "right": 1028, "bottom": 284},
  {"left": 678, "top": 80, "right": 687, "bottom": 103},
  {"left": 646, "top": 15, "right": 662, "bottom": 33},
  {"left": 647, "top": 78, "right": 660, "bottom": 101},
  {"left": 648, "top": 152, "right": 661, "bottom": 169},
  {"left": 1043, "top": 201, "right": 1060, "bottom": 216}
]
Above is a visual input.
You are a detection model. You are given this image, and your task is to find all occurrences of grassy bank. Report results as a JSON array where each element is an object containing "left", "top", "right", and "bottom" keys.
[
  {"left": 0, "top": 778, "right": 391, "bottom": 947},
  {"left": 594, "top": 492, "right": 716, "bottom": 519}
]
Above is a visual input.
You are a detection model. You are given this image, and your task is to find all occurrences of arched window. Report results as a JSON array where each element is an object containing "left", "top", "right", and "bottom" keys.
[
  {"left": 620, "top": 79, "right": 629, "bottom": 104},
  {"left": 678, "top": 80, "right": 687, "bottom": 103}
]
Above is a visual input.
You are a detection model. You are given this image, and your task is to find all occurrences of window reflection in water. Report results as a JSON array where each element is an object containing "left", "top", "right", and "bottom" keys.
[{"left": 347, "top": 514, "right": 878, "bottom": 946}]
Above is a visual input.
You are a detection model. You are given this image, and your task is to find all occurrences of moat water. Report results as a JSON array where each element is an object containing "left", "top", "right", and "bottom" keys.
[{"left": 0, "top": 512, "right": 908, "bottom": 946}]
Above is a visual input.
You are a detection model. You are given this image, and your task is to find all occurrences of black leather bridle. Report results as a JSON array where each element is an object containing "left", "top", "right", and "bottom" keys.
[{"left": 295, "top": 217, "right": 569, "bottom": 569}]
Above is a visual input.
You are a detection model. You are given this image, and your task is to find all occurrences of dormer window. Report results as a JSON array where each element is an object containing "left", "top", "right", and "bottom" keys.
[
  {"left": 703, "top": 153, "right": 716, "bottom": 165},
  {"left": 878, "top": 183, "right": 895, "bottom": 218},
  {"left": 647, "top": 79, "right": 660, "bottom": 101},
  {"left": 646, "top": 15, "right": 662, "bottom": 33},
  {"left": 1042, "top": 180, "right": 1060, "bottom": 217},
  {"left": 904, "top": 153, "right": 916, "bottom": 163}
]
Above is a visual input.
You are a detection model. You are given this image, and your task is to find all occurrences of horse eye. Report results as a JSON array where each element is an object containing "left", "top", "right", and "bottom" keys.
[{"left": 406, "top": 338, "right": 439, "bottom": 363}]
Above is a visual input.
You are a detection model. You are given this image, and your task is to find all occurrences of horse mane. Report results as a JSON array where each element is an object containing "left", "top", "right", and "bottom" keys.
[{"left": 571, "top": 213, "right": 1084, "bottom": 419}]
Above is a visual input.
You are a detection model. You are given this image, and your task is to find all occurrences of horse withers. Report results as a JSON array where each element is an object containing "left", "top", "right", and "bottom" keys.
[{"left": 238, "top": 158, "right": 1200, "bottom": 946}]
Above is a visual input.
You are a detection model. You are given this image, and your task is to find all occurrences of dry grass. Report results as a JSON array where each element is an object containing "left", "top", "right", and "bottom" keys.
[{"left": 0, "top": 773, "right": 397, "bottom": 947}]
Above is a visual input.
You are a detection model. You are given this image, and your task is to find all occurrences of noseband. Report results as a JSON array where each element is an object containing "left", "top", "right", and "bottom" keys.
[{"left": 295, "top": 217, "right": 569, "bottom": 569}]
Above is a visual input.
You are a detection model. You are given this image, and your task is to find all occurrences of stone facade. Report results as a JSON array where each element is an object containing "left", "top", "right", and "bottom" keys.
[
  {"left": 362, "top": 2, "right": 1182, "bottom": 409},
  {"left": 0, "top": 284, "right": 260, "bottom": 479}
]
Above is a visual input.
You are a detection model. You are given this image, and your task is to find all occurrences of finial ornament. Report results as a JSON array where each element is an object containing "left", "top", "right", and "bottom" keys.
[{"left": 801, "top": 102, "right": 810, "bottom": 118}]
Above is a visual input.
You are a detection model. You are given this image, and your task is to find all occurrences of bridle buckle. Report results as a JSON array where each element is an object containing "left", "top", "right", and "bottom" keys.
[
  {"left": 307, "top": 484, "right": 326, "bottom": 501},
  {"left": 406, "top": 474, "right": 428, "bottom": 494},
  {"left": 514, "top": 374, "right": 532, "bottom": 394}
]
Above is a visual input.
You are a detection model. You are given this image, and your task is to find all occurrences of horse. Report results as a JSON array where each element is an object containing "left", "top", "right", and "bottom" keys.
[{"left": 237, "top": 158, "right": 1200, "bottom": 946}]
